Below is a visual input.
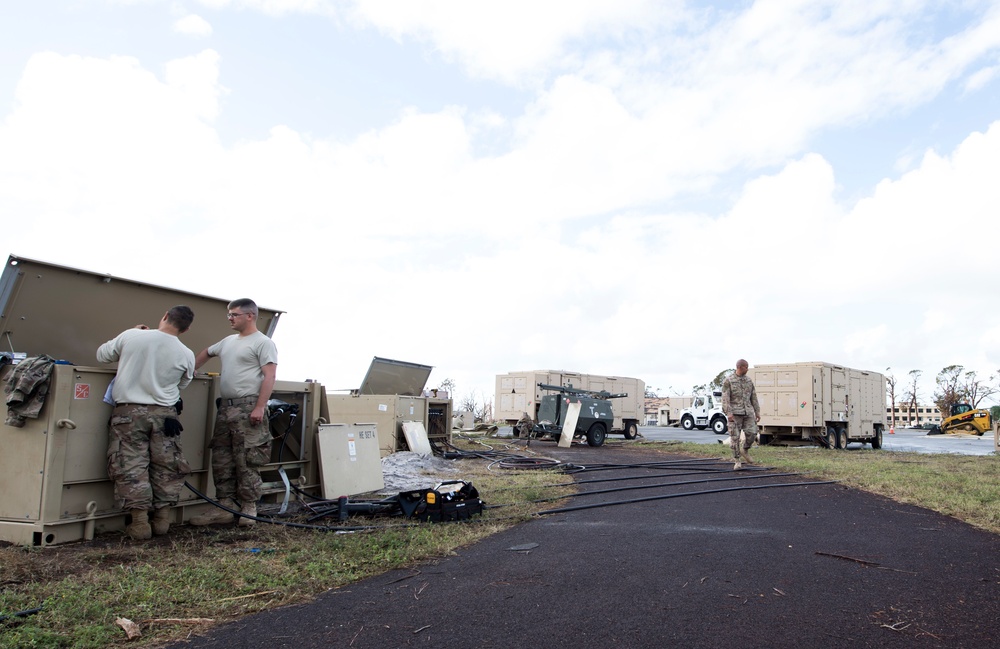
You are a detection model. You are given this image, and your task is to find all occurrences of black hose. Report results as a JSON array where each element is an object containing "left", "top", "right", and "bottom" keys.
[
  {"left": 182, "top": 481, "right": 416, "bottom": 532},
  {"left": 531, "top": 472, "right": 802, "bottom": 502},
  {"left": 0, "top": 606, "right": 43, "bottom": 624},
  {"left": 536, "top": 480, "right": 839, "bottom": 515}
]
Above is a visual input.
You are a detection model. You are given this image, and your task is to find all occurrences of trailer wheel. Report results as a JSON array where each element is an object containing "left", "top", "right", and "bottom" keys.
[
  {"left": 871, "top": 426, "right": 883, "bottom": 450},
  {"left": 623, "top": 422, "right": 638, "bottom": 440},
  {"left": 824, "top": 426, "right": 837, "bottom": 449},
  {"left": 759, "top": 433, "right": 772, "bottom": 446},
  {"left": 681, "top": 416, "right": 694, "bottom": 431},
  {"left": 586, "top": 423, "right": 607, "bottom": 447},
  {"left": 711, "top": 417, "right": 728, "bottom": 434},
  {"left": 836, "top": 427, "right": 848, "bottom": 450}
]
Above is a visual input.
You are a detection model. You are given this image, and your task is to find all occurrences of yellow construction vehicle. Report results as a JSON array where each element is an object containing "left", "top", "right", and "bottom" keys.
[{"left": 939, "top": 403, "right": 993, "bottom": 435}]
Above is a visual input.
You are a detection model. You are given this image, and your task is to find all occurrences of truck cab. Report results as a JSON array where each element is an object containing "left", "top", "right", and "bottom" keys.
[{"left": 678, "top": 390, "right": 728, "bottom": 434}]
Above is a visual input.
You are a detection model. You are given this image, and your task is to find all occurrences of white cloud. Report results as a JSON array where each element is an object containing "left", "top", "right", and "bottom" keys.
[
  {"left": 174, "top": 14, "right": 213, "bottom": 37},
  {"left": 3, "top": 3, "right": 1000, "bottom": 405}
]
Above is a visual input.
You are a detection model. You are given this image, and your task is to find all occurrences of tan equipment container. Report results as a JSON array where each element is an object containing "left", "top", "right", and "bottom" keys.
[
  {"left": 749, "top": 362, "right": 886, "bottom": 449},
  {"left": 0, "top": 255, "right": 325, "bottom": 545},
  {"left": 495, "top": 370, "right": 644, "bottom": 439},
  {"left": 326, "top": 357, "right": 452, "bottom": 457}
]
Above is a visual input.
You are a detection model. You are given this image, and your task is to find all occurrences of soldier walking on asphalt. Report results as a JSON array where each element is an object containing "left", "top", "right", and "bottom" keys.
[
  {"left": 97, "top": 306, "right": 196, "bottom": 540},
  {"left": 190, "top": 298, "right": 277, "bottom": 527},
  {"left": 722, "top": 359, "right": 760, "bottom": 470}
]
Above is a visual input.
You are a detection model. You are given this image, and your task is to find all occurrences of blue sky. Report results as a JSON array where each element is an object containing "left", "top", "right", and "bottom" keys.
[{"left": 2, "top": 1, "right": 1000, "bottom": 409}]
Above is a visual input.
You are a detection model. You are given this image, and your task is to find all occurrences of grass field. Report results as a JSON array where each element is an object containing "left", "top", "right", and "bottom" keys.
[{"left": 1, "top": 438, "right": 997, "bottom": 648}]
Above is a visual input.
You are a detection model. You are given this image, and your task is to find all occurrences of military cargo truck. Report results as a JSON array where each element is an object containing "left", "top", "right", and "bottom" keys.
[
  {"left": 495, "top": 370, "right": 644, "bottom": 439},
  {"left": 749, "top": 362, "right": 886, "bottom": 449}
]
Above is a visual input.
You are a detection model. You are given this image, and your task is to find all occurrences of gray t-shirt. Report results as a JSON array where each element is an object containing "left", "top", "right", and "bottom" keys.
[
  {"left": 207, "top": 331, "right": 278, "bottom": 399},
  {"left": 97, "top": 329, "right": 195, "bottom": 406}
]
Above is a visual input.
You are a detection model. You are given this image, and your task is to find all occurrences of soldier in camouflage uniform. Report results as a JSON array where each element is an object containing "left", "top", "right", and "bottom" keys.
[
  {"left": 721, "top": 359, "right": 760, "bottom": 470},
  {"left": 97, "top": 306, "right": 196, "bottom": 540},
  {"left": 191, "top": 299, "right": 277, "bottom": 527},
  {"left": 515, "top": 412, "right": 534, "bottom": 439}
]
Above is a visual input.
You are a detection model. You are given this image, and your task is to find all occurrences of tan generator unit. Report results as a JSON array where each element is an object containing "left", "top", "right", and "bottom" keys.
[
  {"left": 495, "top": 370, "right": 644, "bottom": 439},
  {"left": 326, "top": 357, "right": 452, "bottom": 457},
  {"left": 749, "top": 362, "right": 886, "bottom": 449},
  {"left": 0, "top": 255, "right": 324, "bottom": 545}
]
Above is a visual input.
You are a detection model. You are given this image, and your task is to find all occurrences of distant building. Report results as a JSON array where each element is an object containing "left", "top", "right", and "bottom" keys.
[{"left": 886, "top": 403, "right": 942, "bottom": 426}]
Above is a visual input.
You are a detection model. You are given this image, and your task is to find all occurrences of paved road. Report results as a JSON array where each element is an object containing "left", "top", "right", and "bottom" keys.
[
  {"left": 165, "top": 444, "right": 1000, "bottom": 649},
  {"left": 636, "top": 424, "right": 998, "bottom": 456},
  {"left": 493, "top": 425, "right": 997, "bottom": 456}
]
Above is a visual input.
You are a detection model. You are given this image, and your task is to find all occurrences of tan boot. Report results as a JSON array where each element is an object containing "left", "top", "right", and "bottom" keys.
[
  {"left": 189, "top": 499, "right": 236, "bottom": 526},
  {"left": 151, "top": 507, "right": 171, "bottom": 536},
  {"left": 740, "top": 448, "right": 754, "bottom": 465},
  {"left": 126, "top": 509, "right": 151, "bottom": 540},
  {"left": 733, "top": 459, "right": 742, "bottom": 470},
  {"left": 238, "top": 503, "right": 257, "bottom": 527}
]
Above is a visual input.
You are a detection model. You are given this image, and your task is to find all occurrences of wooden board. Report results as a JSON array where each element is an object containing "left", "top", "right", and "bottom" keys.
[{"left": 558, "top": 402, "right": 581, "bottom": 448}]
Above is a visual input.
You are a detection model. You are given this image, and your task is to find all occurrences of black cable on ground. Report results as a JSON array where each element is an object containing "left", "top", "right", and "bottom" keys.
[
  {"left": 183, "top": 481, "right": 418, "bottom": 532},
  {"left": 558, "top": 459, "right": 731, "bottom": 475},
  {"left": 531, "top": 472, "right": 802, "bottom": 502},
  {"left": 537, "top": 466, "right": 759, "bottom": 488},
  {"left": 536, "top": 480, "right": 839, "bottom": 516},
  {"left": 0, "top": 606, "right": 43, "bottom": 625}
]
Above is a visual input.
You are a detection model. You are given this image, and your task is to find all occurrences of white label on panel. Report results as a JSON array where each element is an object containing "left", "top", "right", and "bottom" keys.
[{"left": 378, "top": 404, "right": 388, "bottom": 412}]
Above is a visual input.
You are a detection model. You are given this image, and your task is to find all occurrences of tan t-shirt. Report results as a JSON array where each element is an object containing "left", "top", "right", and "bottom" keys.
[
  {"left": 97, "top": 329, "right": 195, "bottom": 406},
  {"left": 207, "top": 331, "right": 278, "bottom": 399}
]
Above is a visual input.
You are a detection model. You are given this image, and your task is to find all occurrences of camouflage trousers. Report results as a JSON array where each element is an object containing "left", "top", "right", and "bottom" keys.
[
  {"left": 107, "top": 404, "right": 191, "bottom": 511},
  {"left": 209, "top": 399, "right": 271, "bottom": 505},
  {"left": 729, "top": 414, "right": 759, "bottom": 458}
]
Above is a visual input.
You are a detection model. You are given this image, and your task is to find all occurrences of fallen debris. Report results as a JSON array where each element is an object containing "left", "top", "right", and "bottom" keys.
[{"left": 115, "top": 617, "right": 141, "bottom": 640}]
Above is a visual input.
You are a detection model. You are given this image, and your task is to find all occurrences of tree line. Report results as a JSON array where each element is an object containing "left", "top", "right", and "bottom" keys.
[{"left": 886, "top": 365, "right": 998, "bottom": 425}]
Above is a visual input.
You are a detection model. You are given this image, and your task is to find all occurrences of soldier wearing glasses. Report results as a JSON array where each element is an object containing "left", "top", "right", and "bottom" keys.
[{"left": 190, "top": 298, "right": 278, "bottom": 526}]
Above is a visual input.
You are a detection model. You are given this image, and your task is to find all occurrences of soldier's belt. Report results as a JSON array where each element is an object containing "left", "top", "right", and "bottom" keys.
[{"left": 218, "top": 395, "right": 258, "bottom": 406}]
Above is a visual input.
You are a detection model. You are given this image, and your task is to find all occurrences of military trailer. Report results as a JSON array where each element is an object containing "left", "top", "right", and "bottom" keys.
[
  {"left": 495, "top": 370, "right": 644, "bottom": 439},
  {"left": 531, "top": 384, "right": 626, "bottom": 447},
  {"left": 749, "top": 362, "right": 886, "bottom": 449}
]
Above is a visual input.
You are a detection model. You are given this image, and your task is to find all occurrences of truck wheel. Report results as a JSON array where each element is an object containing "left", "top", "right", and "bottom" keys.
[
  {"left": 681, "top": 416, "right": 694, "bottom": 431},
  {"left": 711, "top": 417, "right": 728, "bottom": 434},
  {"left": 824, "top": 426, "right": 837, "bottom": 449},
  {"left": 759, "top": 433, "right": 772, "bottom": 446},
  {"left": 871, "top": 426, "right": 883, "bottom": 449},
  {"left": 837, "top": 428, "right": 848, "bottom": 450},
  {"left": 586, "top": 423, "right": 607, "bottom": 447},
  {"left": 623, "top": 422, "right": 638, "bottom": 440}
]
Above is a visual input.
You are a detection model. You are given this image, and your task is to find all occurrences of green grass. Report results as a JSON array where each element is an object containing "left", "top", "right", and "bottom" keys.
[{"left": 2, "top": 438, "right": 998, "bottom": 647}]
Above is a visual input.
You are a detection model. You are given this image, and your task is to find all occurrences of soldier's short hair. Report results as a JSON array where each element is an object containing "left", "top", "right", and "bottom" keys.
[
  {"left": 166, "top": 305, "right": 195, "bottom": 333},
  {"left": 228, "top": 298, "right": 258, "bottom": 318}
]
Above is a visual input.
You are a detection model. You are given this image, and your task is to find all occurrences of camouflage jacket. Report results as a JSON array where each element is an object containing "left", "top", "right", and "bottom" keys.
[{"left": 722, "top": 374, "right": 759, "bottom": 417}]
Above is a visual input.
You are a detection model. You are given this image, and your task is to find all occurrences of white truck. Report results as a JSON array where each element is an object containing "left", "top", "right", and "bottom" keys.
[
  {"left": 677, "top": 390, "right": 729, "bottom": 434},
  {"left": 495, "top": 370, "right": 645, "bottom": 439},
  {"left": 749, "top": 362, "right": 886, "bottom": 449}
]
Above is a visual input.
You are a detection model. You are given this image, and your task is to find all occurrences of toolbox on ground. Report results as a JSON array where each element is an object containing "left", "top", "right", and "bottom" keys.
[{"left": 398, "top": 480, "right": 483, "bottom": 522}]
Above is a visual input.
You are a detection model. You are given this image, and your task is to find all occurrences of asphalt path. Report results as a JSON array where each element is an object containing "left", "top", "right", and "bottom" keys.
[{"left": 165, "top": 443, "right": 1000, "bottom": 649}]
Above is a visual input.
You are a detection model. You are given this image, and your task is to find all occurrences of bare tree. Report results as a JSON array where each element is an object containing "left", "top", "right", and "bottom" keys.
[
  {"left": 437, "top": 378, "right": 456, "bottom": 398},
  {"left": 459, "top": 390, "right": 491, "bottom": 423},
  {"left": 963, "top": 370, "right": 998, "bottom": 408},
  {"left": 933, "top": 365, "right": 964, "bottom": 418},
  {"left": 885, "top": 368, "right": 897, "bottom": 430},
  {"left": 904, "top": 369, "right": 922, "bottom": 426}
]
